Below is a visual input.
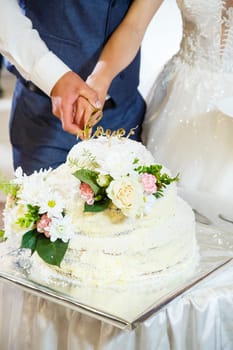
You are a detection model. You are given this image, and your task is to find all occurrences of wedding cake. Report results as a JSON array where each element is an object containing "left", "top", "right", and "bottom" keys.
[{"left": 2, "top": 135, "right": 198, "bottom": 287}]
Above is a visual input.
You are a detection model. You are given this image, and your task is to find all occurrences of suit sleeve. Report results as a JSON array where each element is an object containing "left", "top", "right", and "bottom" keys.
[{"left": 0, "top": 0, "right": 71, "bottom": 95}]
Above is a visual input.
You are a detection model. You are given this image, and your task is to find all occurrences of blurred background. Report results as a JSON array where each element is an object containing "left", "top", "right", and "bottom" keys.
[{"left": 0, "top": 0, "right": 182, "bottom": 206}]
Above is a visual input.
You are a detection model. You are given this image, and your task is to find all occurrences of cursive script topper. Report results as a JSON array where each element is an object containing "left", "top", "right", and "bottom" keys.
[{"left": 91, "top": 126, "right": 138, "bottom": 139}]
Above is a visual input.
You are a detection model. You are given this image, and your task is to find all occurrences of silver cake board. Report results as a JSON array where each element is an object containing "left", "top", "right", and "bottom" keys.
[{"left": 0, "top": 222, "right": 233, "bottom": 330}]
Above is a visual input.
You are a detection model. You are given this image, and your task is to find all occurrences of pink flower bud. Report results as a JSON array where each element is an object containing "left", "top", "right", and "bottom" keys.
[
  {"left": 36, "top": 214, "right": 51, "bottom": 238},
  {"left": 140, "top": 173, "right": 157, "bottom": 194},
  {"left": 80, "top": 182, "right": 95, "bottom": 205}
]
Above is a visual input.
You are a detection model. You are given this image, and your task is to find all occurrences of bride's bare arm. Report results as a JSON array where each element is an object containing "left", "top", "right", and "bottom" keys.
[
  {"left": 86, "top": 0, "right": 164, "bottom": 104},
  {"left": 74, "top": 0, "right": 164, "bottom": 138}
]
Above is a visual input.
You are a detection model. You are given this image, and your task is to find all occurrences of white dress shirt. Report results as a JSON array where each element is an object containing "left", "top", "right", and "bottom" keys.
[{"left": 0, "top": 0, "right": 71, "bottom": 96}]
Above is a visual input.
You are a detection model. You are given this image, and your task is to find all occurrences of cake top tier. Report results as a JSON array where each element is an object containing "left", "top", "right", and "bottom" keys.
[{"left": 67, "top": 136, "right": 155, "bottom": 177}]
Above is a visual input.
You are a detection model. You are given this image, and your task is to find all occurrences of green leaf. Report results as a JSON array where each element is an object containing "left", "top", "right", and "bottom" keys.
[
  {"left": 84, "top": 197, "right": 111, "bottom": 212},
  {"left": 36, "top": 236, "right": 69, "bottom": 267},
  {"left": 21, "top": 229, "right": 40, "bottom": 254},
  {"left": 73, "top": 169, "right": 101, "bottom": 195}
]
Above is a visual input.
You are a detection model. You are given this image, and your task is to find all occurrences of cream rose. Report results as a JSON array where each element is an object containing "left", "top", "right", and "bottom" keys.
[{"left": 106, "top": 177, "right": 144, "bottom": 218}]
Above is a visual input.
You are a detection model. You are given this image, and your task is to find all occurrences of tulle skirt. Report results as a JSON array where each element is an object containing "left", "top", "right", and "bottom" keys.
[{"left": 142, "top": 56, "right": 233, "bottom": 220}]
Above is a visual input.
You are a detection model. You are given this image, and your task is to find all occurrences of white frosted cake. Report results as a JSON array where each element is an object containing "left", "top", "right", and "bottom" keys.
[{"left": 2, "top": 136, "right": 198, "bottom": 288}]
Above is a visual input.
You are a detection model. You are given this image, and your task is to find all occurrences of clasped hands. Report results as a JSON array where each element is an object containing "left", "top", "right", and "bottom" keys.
[{"left": 51, "top": 71, "right": 105, "bottom": 140}]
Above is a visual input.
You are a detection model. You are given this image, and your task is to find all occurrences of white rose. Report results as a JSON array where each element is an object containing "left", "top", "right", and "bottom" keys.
[
  {"left": 102, "top": 150, "right": 135, "bottom": 178},
  {"left": 106, "top": 177, "right": 144, "bottom": 218}
]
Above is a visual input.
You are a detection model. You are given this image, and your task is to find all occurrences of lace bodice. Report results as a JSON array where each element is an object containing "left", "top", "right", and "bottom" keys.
[{"left": 176, "top": 0, "right": 233, "bottom": 72}]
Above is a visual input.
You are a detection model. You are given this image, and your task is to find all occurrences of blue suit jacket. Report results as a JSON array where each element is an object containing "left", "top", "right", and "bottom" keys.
[{"left": 11, "top": 0, "right": 141, "bottom": 106}]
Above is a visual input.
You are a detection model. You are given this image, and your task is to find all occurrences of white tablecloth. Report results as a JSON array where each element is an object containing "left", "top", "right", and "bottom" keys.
[{"left": 1, "top": 260, "right": 233, "bottom": 350}]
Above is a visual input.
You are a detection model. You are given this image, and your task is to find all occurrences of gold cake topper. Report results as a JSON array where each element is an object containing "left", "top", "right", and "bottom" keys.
[
  {"left": 78, "top": 96, "right": 138, "bottom": 140},
  {"left": 91, "top": 126, "right": 138, "bottom": 139}
]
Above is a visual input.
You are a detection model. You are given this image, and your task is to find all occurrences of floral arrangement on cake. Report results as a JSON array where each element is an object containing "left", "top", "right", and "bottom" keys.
[{"left": 0, "top": 136, "right": 178, "bottom": 267}]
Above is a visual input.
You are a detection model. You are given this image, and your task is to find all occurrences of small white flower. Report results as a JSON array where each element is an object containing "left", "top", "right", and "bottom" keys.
[
  {"left": 48, "top": 215, "right": 75, "bottom": 243},
  {"left": 16, "top": 169, "right": 52, "bottom": 207},
  {"left": 38, "top": 191, "right": 65, "bottom": 218}
]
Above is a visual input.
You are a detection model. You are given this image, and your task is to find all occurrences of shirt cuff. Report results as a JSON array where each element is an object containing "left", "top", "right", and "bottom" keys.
[{"left": 30, "top": 51, "right": 71, "bottom": 96}]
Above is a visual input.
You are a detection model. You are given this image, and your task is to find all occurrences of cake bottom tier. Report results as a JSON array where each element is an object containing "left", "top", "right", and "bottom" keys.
[{"left": 28, "top": 197, "right": 199, "bottom": 288}]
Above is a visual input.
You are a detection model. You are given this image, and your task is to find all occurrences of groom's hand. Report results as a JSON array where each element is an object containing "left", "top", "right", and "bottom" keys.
[{"left": 50, "top": 71, "right": 101, "bottom": 135}]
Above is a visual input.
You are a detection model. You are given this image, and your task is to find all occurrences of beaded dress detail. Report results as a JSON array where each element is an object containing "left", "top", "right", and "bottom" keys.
[{"left": 142, "top": 0, "right": 233, "bottom": 211}]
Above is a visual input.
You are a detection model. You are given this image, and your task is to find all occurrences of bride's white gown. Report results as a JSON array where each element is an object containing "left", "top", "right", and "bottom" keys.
[{"left": 143, "top": 0, "right": 233, "bottom": 221}]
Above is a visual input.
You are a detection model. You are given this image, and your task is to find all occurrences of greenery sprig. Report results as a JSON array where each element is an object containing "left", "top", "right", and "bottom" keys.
[
  {"left": 16, "top": 204, "right": 40, "bottom": 229},
  {"left": 134, "top": 164, "right": 179, "bottom": 198}
]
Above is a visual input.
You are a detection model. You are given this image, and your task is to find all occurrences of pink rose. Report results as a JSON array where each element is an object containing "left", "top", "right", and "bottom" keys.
[
  {"left": 37, "top": 214, "right": 51, "bottom": 238},
  {"left": 80, "top": 182, "right": 95, "bottom": 205},
  {"left": 140, "top": 173, "right": 157, "bottom": 194}
]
